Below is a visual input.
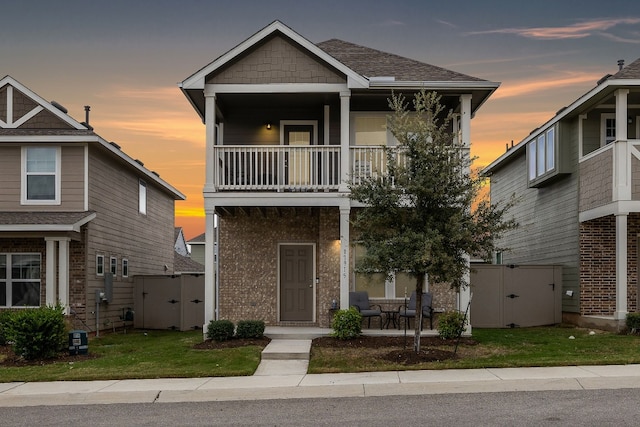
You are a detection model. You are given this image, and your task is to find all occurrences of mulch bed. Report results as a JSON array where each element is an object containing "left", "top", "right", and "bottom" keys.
[
  {"left": 192, "top": 337, "right": 271, "bottom": 349},
  {"left": 0, "top": 345, "right": 100, "bottom": 367},
  {"left": 312, "top": 335, "right": 478, "bottom": 365}
]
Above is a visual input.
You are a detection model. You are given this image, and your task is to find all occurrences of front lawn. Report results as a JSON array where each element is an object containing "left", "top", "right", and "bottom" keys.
[
  {"left": 308, "top": 326, "right": 640, "bottom": 373},
  {"left": 0, "top": 330, "right": 266, "bottom": 383}
]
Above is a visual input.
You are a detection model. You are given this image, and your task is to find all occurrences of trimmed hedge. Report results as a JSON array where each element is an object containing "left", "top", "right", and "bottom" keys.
[
  {"left": 236, "top": 320, "right": 265, "bottom": 339},
  {"left": 4, "top": 305, "right": 68, "bottom": 360},
  {"left": 206, "top": 319, "right": 235, "bottom": 342},
  {"left": 437, "top": 310, "right": 467, "bottom": 340},
  {"left": 331, "top": 307, "right": 362, "bottom": 340},
  {"left": 626, "top": 312, "right": 640, "bottom": 333}
]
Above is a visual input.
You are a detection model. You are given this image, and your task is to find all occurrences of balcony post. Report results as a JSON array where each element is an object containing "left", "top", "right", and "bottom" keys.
[
  {"left": 339, "top": 91, "right": 351, "bottom": 192},
  {"left": 45, "top": 237, "right": 57, "bottom": 306},
  {"left": 203, "top": 207, "right": 217, "bottom": 335},
  {"left": 615, "top": 212, "right": 628, "bottom": 320},
  {"left": 339, "top": 203, "right": 350, "bottom": 309},
  {"left": 205, "top": 93, "right": 217, "bottom": 192},
  {"left": 613, "top": 89, "right": 630, "bottom": 202}
]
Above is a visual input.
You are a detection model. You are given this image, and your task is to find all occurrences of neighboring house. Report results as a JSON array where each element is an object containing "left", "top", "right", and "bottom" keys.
[
  {"left": 187, "top": 232, "right": 206, "bottom": 265},
  {"left": 179, "top": 21, "right": 499, "bottom": 327},
  {"left": 484, "top": 58, "right": 640, "bottom": 331},
  {"left": 0, "top": 76, "right": 185, "bottom": 332},
  {"left": 174, "top": 227, "right": 189, "bottom": 257}
]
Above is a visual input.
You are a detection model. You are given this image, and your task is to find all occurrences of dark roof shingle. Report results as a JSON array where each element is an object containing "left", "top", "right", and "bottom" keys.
[
  {"left": 316, "top": 39, "right": 485, "bottom": 83},
  {"left": 613, "top": 57, "right": 640, "bottom": 79}
]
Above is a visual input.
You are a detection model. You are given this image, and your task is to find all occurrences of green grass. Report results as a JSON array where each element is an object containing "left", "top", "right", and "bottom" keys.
[
  {"left": 308, "top": 326, "right": 640, "bottom": 373},
  {"left": 0, "top": 330, "right": 264, "bottom": 383},
  {"left": 3, "top": 326, "right": 640, "bottom": 382}
]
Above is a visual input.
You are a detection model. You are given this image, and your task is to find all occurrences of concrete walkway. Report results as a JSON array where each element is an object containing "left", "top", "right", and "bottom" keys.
[{"left": 1, "top": 364, "right": 640, "bottom": 407}]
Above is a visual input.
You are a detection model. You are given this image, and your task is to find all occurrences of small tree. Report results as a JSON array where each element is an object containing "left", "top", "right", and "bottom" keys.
[{"left": 350, "top": 90, "right": 516, "bottom": 352}]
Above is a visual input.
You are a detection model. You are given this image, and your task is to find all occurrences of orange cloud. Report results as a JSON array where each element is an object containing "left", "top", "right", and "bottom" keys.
[
  {"left": 468, "top": 17, "right": 640, "bottom": 40},
  {"left": 491, "top": 72, "right": 601, "bottom": 99}
]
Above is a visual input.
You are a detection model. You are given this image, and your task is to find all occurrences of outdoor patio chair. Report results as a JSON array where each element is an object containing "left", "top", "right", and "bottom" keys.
[
  {"left": 349, "top": 291, "right": 383, "bottom": 329},
  {"left": 398, "top": 291, "right": 434, "bottom": 330}
]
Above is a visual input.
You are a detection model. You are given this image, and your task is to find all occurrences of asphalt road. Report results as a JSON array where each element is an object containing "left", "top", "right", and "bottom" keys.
[{"left": 2, "top": 388, "right": 640, "bottom": 426}]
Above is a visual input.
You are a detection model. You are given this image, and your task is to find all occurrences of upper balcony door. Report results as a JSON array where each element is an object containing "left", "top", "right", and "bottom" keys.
[{"left": 281, "top": 120, "right": 317, "bottom": 187}]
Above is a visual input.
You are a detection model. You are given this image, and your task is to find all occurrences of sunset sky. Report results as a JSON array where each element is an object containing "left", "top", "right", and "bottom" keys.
[{"left": 3, "top": 0, "right": 640, "bottom": 239}]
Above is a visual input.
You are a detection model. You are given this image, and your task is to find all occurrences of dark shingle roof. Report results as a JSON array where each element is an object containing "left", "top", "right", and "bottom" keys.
[
  {"left": 0, "top": 211, "right": 95, "bottom": 225},
  {"left": 187, "top": 232, "right": 206, "bottom": 244},
  {"left": 174, "top": 252, "right": 204, "bottom": 274},
  {"left": 316, "top": 39, "right": 485, "bottom": 82},
  {"left": 613, "top": 57, "right": 640, "bottom": 79}
]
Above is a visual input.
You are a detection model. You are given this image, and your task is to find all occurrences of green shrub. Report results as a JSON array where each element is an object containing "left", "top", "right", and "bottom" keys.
[
  {"left": 437, "top": 310, "right": 467, "bottom": 340},
  {"left": 206, "top": 319, "right": 235, "bottom": 342},
  {"left": 5, "top": 305, "right": 67, "bottom": 360},
  {"left": 0, "top": 311, "right": 14, "bottom": 346},
  {"left": 236, "top": 320, "right": 265, "bottom": 339},
  {"left": 626, "top": 313, "right": 640, "bottom": 333},
  {"left": 331, "top": 307, "right": 362, "bottom": 340}
]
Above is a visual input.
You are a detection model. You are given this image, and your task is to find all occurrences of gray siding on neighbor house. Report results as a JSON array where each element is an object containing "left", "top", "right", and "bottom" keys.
[
  {"left": 0, "top": 145, "right": 85, "bottom": 211},
  {"left": 633, "top": 156, "right": 640, "bottom": 200},
  {"left": 85, "top": 146, "right": 175, "bottom": 326},
  {"left": 207, "top": 35, "right": 346, "bottom": 85},
  {"left": 491, "top": 136, "right": 580, "bottom": 312},
  {"left": 579, "top": 147, "right": 612, "bottom": 212}
]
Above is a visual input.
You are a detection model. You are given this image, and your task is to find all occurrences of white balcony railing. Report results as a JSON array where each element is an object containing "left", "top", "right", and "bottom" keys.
[{"left": 212, "top": 145, "right": 403, "bottom": 191}]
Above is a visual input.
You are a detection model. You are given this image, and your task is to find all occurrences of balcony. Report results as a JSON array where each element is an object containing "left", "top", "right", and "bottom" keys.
[{"left": 212, "top": 145, "right": 398, "bottom": 191}]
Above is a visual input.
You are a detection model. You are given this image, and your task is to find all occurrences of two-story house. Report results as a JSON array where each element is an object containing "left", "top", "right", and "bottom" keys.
[
  {"left": 0, "top": 76, "right": 185, "bottom": 332},
  {"left": 484, "top": 58, "right": 640, "bottom": 331},
  {"left": 180, "top": 21, "right": 499, "bottom": 328}
]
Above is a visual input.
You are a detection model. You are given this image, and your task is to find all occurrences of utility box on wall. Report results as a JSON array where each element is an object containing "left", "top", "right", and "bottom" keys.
[
  {"left": 470, "top": 264, "right": 563, "bottom": 328},
  {"left": 133, "top": 274, "right": 205, "bottom": 331}
]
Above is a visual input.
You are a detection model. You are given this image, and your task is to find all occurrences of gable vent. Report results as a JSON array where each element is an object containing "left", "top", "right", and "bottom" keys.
[{"left": 51, "top": 101, "right": 68, "bottom": 113}]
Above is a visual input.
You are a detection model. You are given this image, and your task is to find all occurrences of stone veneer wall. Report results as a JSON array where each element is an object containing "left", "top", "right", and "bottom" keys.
[
  {"left": 218, "top": 207, "right": 340, "bottom": 327},
  {"left": 580, "top": 214, "right": 639, "bottom": 315}
]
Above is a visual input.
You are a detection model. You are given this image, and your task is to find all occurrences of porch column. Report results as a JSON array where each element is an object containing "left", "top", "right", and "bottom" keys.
[
  {"left": 339, "top": 204, "right": 350, "bottom": 309},
  {"left": 459, "top": 94, "right": 472, "bottom": 333},
  {"left": 339, "top": 91, "right": 351, "bottom": 192},
  {"left": 615, "top": 213, "right": 628, "bottom": 320},
  {"left": 613, "top": 89, "right": 630, "bottom": 201},
  {"left": 203, "top": 208, "right": 216, "bottom": 332},
  {"left": 45, "top": 237, "right": 57, "bottom": 306},
  {"left": 58, "top": 237, "right": 70, "bottom": 314},
  {"left": 205, "top": 93, "right": 217, "bottom": 192}
]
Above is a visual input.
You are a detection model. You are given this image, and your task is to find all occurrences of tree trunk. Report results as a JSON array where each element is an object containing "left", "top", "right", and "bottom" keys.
[{"left": 414, "top": 275, "right": 424, "bottom": 353}]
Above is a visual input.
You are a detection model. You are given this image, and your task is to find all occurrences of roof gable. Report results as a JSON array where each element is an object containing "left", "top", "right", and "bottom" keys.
[
  {"left": 207, "top": 34, "right": 346, "bottom": 85},
  {"left": 181, "top": 20, "right": 368, "bottom": 90},
  {"left": 0, "top": 76, "right": 87, "bottom": 130}
]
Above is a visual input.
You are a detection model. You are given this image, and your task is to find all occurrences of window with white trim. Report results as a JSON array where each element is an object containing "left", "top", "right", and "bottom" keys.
[
  {"left": 601, "top": 113, "right": 616, "bottom": 146},
  {"left": 353, "top": 244, "right": 418, "bottom": 299},
  {"left": 96, "top": 254, "right": 104, "bottom": 276},
  {"left": 122, "top": 258, "right": 129, "bottom": 278},
  {"left": 0, "top": 253, "right": 41, "bottom": 307},
  {"left": 110, "top": 257, "right": 117, "bottom": 277},
  {"left": 527, "top": 125, "right": 557, "bottom": 184},
  {"left": 22, "top": 147, "right": 60, "bottom": 204},
  {"left": 139, "top": 180, "right": 147, "bottom": 215}
]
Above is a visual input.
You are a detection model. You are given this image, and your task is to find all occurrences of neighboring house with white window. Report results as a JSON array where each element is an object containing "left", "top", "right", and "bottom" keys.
[
  {"left": 180, "top": 21, "right": 499, "bottom": 327},
  {"left": 0, "top": 76, "right": 185, "bottom": 331},
  {"left": 484, "top": 58, "right": 640, "bottom": 331}
]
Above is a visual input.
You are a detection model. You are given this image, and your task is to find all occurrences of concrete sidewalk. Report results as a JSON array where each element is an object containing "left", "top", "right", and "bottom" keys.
[{"left": 1, "top": 364, "right": 639, "bottom": 407}]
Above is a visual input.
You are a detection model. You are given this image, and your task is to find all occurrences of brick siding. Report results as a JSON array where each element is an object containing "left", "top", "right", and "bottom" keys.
[{"left": 580, "top": 214, "right": 639, "bottom": 315}]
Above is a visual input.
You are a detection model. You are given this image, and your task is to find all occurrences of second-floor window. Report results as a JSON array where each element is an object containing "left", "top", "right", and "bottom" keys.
[
  {"left": 601, "top": 114, "right": 616, "bottom": 146},
  {"left": 96, "top": 254, "right": 105, "bottom": 276},
  {"left": 528, "top": 126, "right": 556, "bottom": 183},
  {"left": 22, "top": 147, "right": 60, "bottom": 204},
  {"left": 110, "top": 257, "right": 117, "bottom": 277},
  {"left": 139, "top": 180, "right": 147, "bottom": 215}
]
